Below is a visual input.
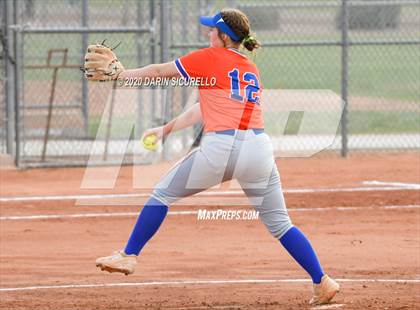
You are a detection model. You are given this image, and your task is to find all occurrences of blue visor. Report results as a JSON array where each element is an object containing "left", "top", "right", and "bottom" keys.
[{"left": 199, "top": 12, "right": 240, "bottom": 42}]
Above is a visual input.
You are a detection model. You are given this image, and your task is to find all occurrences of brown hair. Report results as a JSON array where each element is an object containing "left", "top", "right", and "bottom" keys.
[{"left": 219, "top": 8, "right": 261, "bottom": 52}]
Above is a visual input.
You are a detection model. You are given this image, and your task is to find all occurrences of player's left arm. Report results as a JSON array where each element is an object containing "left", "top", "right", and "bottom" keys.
[
  {"left": 83, "top": 43, "right": 181, "bottom": 81},
  {"left": 83, "top": 44, "right": 211, "bottom": 81},
  {"left": 122, "top": 47, "right": 214, "bottom": 80},
  {"left": 119, "top": 62, "right": 181, "bottom": 80}
]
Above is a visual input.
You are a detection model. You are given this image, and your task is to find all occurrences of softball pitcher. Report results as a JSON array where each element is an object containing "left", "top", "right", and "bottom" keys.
[{"left": 84, "top": 8, "right": 339, "bottom": 305}]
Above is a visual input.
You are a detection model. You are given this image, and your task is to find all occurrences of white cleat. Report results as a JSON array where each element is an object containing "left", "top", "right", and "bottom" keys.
[
  {"left": 95, "top": 250, "right": 137, "bottom": 275},
  {"left": 309, "top": 275, "right": 340, "bottom": 305}
]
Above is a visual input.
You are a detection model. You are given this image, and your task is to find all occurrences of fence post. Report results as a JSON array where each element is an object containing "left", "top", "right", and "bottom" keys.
[
  {"left": 150, "top": 0, "right": 157, "bottom": 128},
  {"left": 136, "top": 1, "right": 144, "bottom": 138},
  {"left": 4, "top": 0, "right": 15, "bottom": 157},
  {"left": 13, "top": 1, "right": 22, "bottom": 167},
  {"left": 160, "top": 0, "right": 171, "bottom": 160},
  {"left": 340, "top": 0, "right": 349, "bottom": 157},
  {"left": 180, "top": 0, "right": 188, "bottom": 149},
  {"left": 81, "top": 0, "right": 89, "bottom": 136}
]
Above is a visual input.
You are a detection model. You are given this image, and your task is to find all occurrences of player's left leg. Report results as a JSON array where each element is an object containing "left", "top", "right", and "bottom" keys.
[
  {"left": 124, "top": 133, "right": 236, "bottom": 256},
  {"left": 96, "top": 141, "right": 232, "bottom": 274},
  {"left": 97, "top": 133, "right": 234, "bottom": 266}
]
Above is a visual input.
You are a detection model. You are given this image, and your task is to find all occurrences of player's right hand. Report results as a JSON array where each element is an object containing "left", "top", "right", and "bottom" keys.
[{"left": 142, "top": 126, "right": 164, "bottom": 142}]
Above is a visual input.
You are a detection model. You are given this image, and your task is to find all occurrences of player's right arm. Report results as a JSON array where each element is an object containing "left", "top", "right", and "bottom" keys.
[{"left": 142, "top": 102, "right": 202, "bottom": 141}]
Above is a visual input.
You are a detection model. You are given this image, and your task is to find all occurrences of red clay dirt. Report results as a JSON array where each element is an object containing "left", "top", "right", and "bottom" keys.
[{"left": 0, "top": 153, "right": 419, "bottom": 309}]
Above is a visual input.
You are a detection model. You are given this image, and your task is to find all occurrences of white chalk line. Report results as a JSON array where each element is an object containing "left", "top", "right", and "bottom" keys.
[
  {"left": 158, "top": 305, "right": 345, "bottom": 310},
  {"left": 362, "top": 180, "right": 420, "bottom": 189},
  {"left": 1, "top": 205, "right": 419, "bottom": 221},
  {"left": 311, "top": 304, "right": 345, "bottom": 310},
  {"left": 1, "top": 185, "right": 419, "bottom": 203},
  {"left": 169, "top": 306, "right": 245, "bottom": 310},
  {"left": 0, "top": 210, "right": 195, "bottom": 221},
  {"left": 0, "top": 278, "right": 419, "bottom": 292}
]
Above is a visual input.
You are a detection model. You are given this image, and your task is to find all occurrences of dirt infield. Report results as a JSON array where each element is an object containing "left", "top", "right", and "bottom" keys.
[{"left": 0, "top": 153, "right": 419, "bottom": 309}]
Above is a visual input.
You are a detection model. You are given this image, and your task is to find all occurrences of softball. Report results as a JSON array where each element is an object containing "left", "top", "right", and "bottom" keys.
[{"left": 142, "top": 134, "right": 158, "bottom": 151}]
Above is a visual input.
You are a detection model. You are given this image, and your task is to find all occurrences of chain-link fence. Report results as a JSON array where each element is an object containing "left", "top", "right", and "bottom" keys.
[
  {"left": 3, "top": 0, "right": 158, "bottom": 167},
  {"left": 168, "top": 0, "right": 420, "bottom": 156},
  {"left": 2, "top": 0, "right": 420, "bottom": 167}
]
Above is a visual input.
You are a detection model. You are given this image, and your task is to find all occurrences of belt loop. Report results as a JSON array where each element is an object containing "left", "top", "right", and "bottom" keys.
[
  {"left": 215, "top": 129, "right": 236, "bottom": 136},
  {"left": 214, "top": 129, "right": 264, "bottom": 136},
  {"left": 252, "top": 129, "right": 264, "bottom": 135}
]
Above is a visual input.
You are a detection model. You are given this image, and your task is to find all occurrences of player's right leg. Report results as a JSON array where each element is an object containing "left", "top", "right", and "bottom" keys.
[
  {"left": 239, "top": 167, "right": 339, "bottom": 304},
  {"left": 235, "top": 132, "right": 339, "bottom": 305}
]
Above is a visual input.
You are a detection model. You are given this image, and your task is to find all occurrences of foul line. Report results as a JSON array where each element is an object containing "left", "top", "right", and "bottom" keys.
[
  {"left": 168, "top": 306, "right": 248, "bottom": 310},
  {"left": 311, "top": 305, "right": 345, "bottom": 310},
  {"left": 0, "top": 278, "right": 419, "bottom": 292},
  {"left": 1, "top": 185, "right": 419, "bottom": 203},
  {"left": 1, "top": 205, "right": 419, "bottom": 221},
  {"left": 362, "top": 180, "right": 420, "bottom": 189}
]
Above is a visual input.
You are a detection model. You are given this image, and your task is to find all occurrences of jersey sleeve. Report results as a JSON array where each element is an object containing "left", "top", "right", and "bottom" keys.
[{"left": 174, "top": 48, "right": 213, "bottom": 80}]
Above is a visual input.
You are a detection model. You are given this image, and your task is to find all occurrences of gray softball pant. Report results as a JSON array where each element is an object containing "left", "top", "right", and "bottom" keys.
[{"left": 152, "top": 129, "right": 293, "bottom": 239}]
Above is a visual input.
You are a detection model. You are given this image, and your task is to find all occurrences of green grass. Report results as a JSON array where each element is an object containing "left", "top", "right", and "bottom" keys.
[
  {"left": 88, "top": 115, "right": 139, "bottom": 139},
  {"left": 255, "top": 45, "right": 420, "bottom": 103},
  {"left": 347, "top": 111, "right": 420, "bottom": 134},
  {"left": 23, "top": 31, "right": 419, "bottom": 102},
  {"left": 88, "top": 108, "right": 419, "bottom": 138},
  {"left": 264, "top": 110, "right": 419, "bottom": 135},
  {"left": 23, "top": 32, "right": 147, "bottom": 81}
]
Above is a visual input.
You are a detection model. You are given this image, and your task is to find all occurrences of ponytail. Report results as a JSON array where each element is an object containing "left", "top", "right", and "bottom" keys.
[{"left": 242, "top": 34, "right": 261, "bottom": 52}]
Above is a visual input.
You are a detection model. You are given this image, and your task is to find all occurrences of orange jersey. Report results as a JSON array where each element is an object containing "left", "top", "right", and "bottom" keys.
[{"left": 174, "top": 47, "right": 264, "bottom": 132}]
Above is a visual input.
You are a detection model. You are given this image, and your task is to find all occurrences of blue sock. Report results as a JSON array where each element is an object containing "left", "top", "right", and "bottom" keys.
[
  {"left": 279, "top": 226, "right": 324, "bottom": 284},
  {"left": 124, "top": 197, "right": 168, "bottom": 255}
]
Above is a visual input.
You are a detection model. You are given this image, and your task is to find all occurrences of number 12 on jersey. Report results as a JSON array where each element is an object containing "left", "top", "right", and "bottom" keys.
[{"left": 228, "top": 68, "right": 260, "bottom": 104}]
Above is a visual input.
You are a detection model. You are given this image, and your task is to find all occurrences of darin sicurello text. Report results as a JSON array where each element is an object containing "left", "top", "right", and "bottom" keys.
[{"left": 120, "top": 77, "right": 217, "bottom": 87}]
